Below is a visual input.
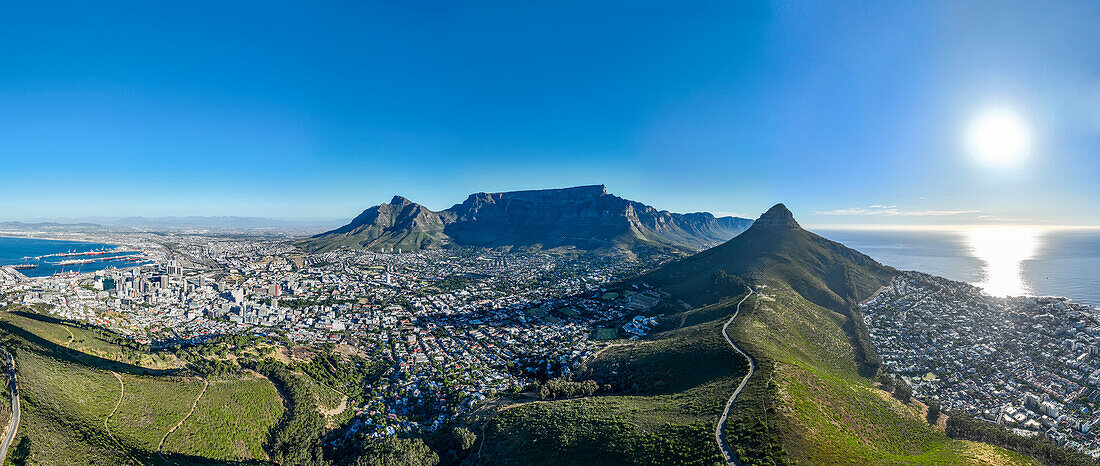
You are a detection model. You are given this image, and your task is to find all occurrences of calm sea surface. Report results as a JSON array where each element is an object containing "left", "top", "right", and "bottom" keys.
[
  {"left": 0, "top": 236, "right": 148, "bottom": 277},
  {"left": 818, "top": 228, "right": 1100, "bottom": 305}
]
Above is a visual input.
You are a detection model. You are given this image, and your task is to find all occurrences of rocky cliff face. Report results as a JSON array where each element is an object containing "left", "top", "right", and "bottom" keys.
[
  {"left": 301, "top": 185, "right": 752, "bottom": 253},
  {"left": 745, "top": 203, "right": 800, "bottom": 231}
]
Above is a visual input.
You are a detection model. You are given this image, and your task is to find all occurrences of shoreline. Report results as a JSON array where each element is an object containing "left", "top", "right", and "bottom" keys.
[
  {"left": 0, "top": 234, "right": 115, "bottom": 245},
  {"left": 0, "top": 236, "right": 150, "bottom": 280}
]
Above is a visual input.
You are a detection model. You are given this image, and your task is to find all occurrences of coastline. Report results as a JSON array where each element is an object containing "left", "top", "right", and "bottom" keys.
[
  {"left": 0, "top": 234, "right": 112, "bottom": 244},
  {"left": 0, "top": 236, "right": 150, "bottom": 279}
]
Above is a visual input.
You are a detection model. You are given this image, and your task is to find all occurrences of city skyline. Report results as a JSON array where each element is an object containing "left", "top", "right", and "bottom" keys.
[{"left": 3, "top": 1, "right": 1099, "bottom": 226}]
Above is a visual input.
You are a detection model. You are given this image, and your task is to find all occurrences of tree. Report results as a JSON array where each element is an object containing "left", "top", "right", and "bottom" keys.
[
  {"left": 878, "top": 373, "right": 895, "bottom": 391},
  {"left": 710, "top": 270, "right": 748, "bottom": 299},
  {"left": 893, "top": 380, "right": 912, "bottom": 402},
  {"left": 354, "top": 437, "right": 439, "bottom": 466},
  {"left": 926, "top": 398, "right": 941, "bottom": 424},
  {"left": 11, "top": 436, "right": 31, "bottom": 465},
  {"left": 453, "top": 427, "right": 477, "bottom": 451}
]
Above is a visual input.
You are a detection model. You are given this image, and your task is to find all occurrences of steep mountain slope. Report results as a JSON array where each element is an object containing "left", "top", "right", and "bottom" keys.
[
  {"left": 646, "top": 203, "right": 894, "bottom": 312},
  {"left": 298, "top": 196, "right": 451, "bottom": 252},
  {"left": 479, "top": 204, "right": 1034, "bottom": 465},
  {"left": 300, "top": 186, "right": 752, "bottom": 253}
]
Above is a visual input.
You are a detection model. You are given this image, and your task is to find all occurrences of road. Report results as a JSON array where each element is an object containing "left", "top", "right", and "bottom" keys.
[
  {"left": 715, "top": 287, "right": 754, "bottom": 466},
  {"left": 0, "top": 352, "right": 20, "bottom": 465}
]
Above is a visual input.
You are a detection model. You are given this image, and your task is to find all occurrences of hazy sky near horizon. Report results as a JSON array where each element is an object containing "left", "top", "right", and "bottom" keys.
[{"left": 2, "top": 1, "right": 1099, "bottom": 225}]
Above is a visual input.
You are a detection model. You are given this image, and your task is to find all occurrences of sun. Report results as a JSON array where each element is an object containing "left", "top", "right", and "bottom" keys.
[{"left": 966, "top": 108, "right": 1032, "bottom": 168}]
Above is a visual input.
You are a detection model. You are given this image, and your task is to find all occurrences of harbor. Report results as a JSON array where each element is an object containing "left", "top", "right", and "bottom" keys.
[{"left": 0, "top": 236, "right": 152, "bottom": 278}]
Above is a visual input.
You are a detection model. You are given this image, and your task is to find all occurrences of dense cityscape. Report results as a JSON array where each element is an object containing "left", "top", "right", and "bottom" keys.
[
  {"left": 863, "top": 271, "right": 1100, "bottom": 457},
  {"left": 0, "top": 231, "right": 666, "bottom": 440}
]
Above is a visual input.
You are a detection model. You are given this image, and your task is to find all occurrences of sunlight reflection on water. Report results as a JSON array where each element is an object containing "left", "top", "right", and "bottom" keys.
[{"left": 963, "top": 228, "right": 1042, "bottom": 297}]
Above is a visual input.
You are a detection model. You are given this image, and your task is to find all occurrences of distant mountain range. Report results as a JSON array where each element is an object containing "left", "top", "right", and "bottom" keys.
[
  {"left": 109, "top": 216, "right": 342, "bottom": 232},
  {"left": 0, "top": 217, "right": 343, "bottom": 235},
  {"left": 299, "top": 185, "right": 753, "bottom": 254}
]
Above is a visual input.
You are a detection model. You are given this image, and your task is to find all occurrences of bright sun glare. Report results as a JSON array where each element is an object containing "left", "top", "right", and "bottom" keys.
[
  {"left": 963, "top": 227, "right": 1041, "bottom": 297},
  {"left": 966, "top": 108, "right": 1032, "bottom": 168}
]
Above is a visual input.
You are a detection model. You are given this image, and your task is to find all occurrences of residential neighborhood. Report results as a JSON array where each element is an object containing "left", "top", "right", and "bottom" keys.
[{"left": 863, "top": 271, "right": 1100, "bottom": 457}]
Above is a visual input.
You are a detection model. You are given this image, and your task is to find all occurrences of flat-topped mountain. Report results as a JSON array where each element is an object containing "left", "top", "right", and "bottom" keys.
[{"left": 298, "top": 185, "right": 752, "bottom": 253}]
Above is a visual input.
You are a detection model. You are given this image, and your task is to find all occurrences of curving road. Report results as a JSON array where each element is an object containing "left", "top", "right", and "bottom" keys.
[
  {"left": 715, "top": 287, "right": 754, "bottom": 466},
  {"left": 0, "top": 352, "right": 19, "bottom": 465}
]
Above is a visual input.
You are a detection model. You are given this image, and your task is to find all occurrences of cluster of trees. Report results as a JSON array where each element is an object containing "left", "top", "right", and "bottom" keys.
[
  {"left": 294, "top": 349, "right": 386, "bottom": 407},
  {"left": 945, "top": 411, "right": 1100, "bottom": 466},
  {"left": 246, "top": 359, "right": 327, "bottom": 466},
  {"left": 537, "top": 378, "right": 599, "bottom": 400},
  {"left": 423, "top": 426, "right": 477, "bottom": 465},
  {"left": 331, "top": 426, "right": 478, "bottom": 466},
  {"left": 9, "top": 436, "right": 30, "bottom": 465},
  {"left": 185, "top": 357, "right": 238, "bottom": 377},
  {"left": 877, "top": 373, "right": 912, "bottom": 402},
  {"left": 348, "top": 437, "right": 438, "bottom": 466},
  {"left": 434, "top": 275, "right": 477, "bottom": 292},
  {"left": 847, "top": 305, "right": 881, "bottom": 377},
  {"left": 710, "top": 270, "right": 748, "bottom": 300},
  {"left": 723, "top": 362, "right": 790, "bottom": 466},
  {"left": 925, "top": 398, "right": 941, "bottom": 424}
]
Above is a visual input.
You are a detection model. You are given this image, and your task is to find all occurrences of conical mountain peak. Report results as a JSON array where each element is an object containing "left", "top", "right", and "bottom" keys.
[
  {"left": 389, "top": 195, "right": 412, "bottom": 205},
  {"left": 750, "top": 203, "right": 800, "bottom": 230}
]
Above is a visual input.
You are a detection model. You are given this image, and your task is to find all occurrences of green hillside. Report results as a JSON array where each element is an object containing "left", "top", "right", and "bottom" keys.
[
  {"left": 478, "top": 204, "right": 1035, "bottom": 465},
  {"left": 0, "top": 307, "right": 286, "bottom": 465},
  {"left": 479, "top": 299, "right": 750, "bottom": 465}
]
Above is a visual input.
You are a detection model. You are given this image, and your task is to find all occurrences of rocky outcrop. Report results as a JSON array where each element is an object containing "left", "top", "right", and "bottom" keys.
[{"left": 744, "top": 203, "right": 800, "bottom": 231}]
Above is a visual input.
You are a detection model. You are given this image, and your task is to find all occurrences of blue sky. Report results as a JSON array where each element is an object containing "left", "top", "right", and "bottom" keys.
[{"left": 2, "top": 1, "right": 1098, "bottom": 226}]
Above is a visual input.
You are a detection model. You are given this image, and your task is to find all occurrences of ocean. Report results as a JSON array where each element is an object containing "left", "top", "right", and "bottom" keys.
[
  {"left": 0, "top": 236, "right": 149, "bottom": 277},
  {"left": 818, "top": 228, "right": 1100, "bottom": 305}
]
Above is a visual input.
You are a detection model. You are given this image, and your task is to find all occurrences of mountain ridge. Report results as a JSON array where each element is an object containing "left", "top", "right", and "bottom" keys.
[{"left": 300, "top": 185, "right": 753, "bottom": 253}]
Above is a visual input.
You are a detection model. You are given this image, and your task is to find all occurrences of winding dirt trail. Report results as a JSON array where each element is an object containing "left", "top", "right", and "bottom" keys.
[
  {"left": 63, "top": 326, "right": 75, "bottom": 347},
  {"left": 158, "top": 378, "right": 209, "bottom": 458},
  {"left": 715, "top": 287, "right": 754, "bottom": 466},
  {"left": 105, "top": 371, "right": 124, "bottom": 446}
]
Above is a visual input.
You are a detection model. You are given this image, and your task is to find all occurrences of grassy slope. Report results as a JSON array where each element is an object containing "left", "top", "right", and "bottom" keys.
[
  {"left": 11, "top": 347, "right": 130, "bottom": 465},
  {"left": 0, "top": 308, "right": 284, "bottom": 464},
  {"left": 108, "top": 374, "right": 205, "bottom": 452},
  {"left": 480, "top": 298, "right": 748, "bottom": 465},
  {"left": 165, "top": 374, "right": 284, "bottom": 461},
  {"left": 734, "top": 282, "right": 1034, "bottom": 465}
]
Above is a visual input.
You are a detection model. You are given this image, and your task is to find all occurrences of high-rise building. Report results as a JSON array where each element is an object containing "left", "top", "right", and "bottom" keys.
[{"left": 166, "top": 259, "right": 183, "bottom": 277}]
